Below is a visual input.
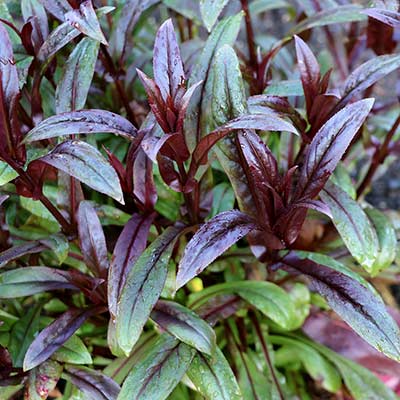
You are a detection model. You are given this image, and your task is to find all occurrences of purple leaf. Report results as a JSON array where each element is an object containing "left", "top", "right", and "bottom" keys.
[
  {"left": 293, "top": 99, "right": 374, "bottom": 201},
  {"left": 23, "top": 308, "right": 95, "bottom": 371},
  {"left": 0, "top": 241, "right": 47, "bottom": 269},
  {"left": 0, "top": 267, "right": 78, "bottom": 298},
  {"left": 77, "top": 201, "right": 109, "bottom": 278},
  {"left": 176, "top": 210, "right": 256, "bottom": 289},
  {"left": 116, "top": 225, "right": 184, "bottom": 355},
  {"left": 38, "top": 140, "right": 124, "bottom": 204},
  {"left": 63, "top": 364, "right": 120, "bottom": 400},
  {"left": 108, "top": 213, "right": 154, "bottom": 317},
  {"left": 39, "top": 0, "right": 73, "bottom": 21},
  {"left": 37, "top": 21, "right": 80, "bottom": 61},
  {"left": 21, "top": 0, "right": 49, "bottom": 51},
  {"left": 65, "top": 0, "right": 108, "bottom": 45},
  {"left": 153, "top": 19, "right": 185, "bottom": 103},
  {"left": 24, "top": 110, "right": 137, "bottom": 143},
  {"left": 294, "top": 35, "right": 320, "bottom": 115},
  {"left": 277, "top": 251, "right": 400, "bottom": 362},
  {"left": 110, "top": 0, "right": 158, "bottom": 60},
  {"left": 363, "top": 8, "right": 400, "bottom": 28}
]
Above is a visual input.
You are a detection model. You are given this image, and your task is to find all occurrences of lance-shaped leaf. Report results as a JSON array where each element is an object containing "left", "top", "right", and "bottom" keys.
[
  {"left": 277, "top": 251, "right": 400, "bottom": 362},
  {"left": 37, "top": 21, "right": 80, "bottom": 61},
  {"left": 52, "top": 335, "right": 92, "bottom": 365},
  {"left": 186, "top": 13, "right": 243, "bottom": 146},
  {"left": 153, "top": 19, "right": 185, "bottom": 102},
  {"left": 187, "top": 347, "right": 242, "bottom": 400},
  {"left": 294, "top": 35, "right": 320, "bottom": 115},
  {"left": 363, "top": 8, "right": 400, "bottom": 28},
  {"left": 294, "top": 99, "right": 374, "bottom": 201},
  {"left": 63, "top": 365, "right": 120, "bottom": 400},
  {"left": 116, "top": 225, "right": 183, "bottom": 355},
  {"left": 118, "top": 334, "right": 195, "bottom": 400},
  {"left": 189, "top": 281, "right": 297, "bottom": 330},
  {"left": 9, "top": 304, "right": 41, "bottom": 367},
  {"left": 0, "top": 241, "right": 46, "bottom": 268},
  {"left": 108, "top": 213, "right": 154, "bottom": 317},
  {"left": 365, "top": 207, "right": 397, "bottom": 276},
  {"left": 295, "top": 335, "right": 398, "bottom": 400},
  {"left": 0, "top": 267, "right": 77, "bottom": 298},
  {"left": 176, "top": 210, "right": 256, "bottom": 289},
  {"left": 23, "top": 308, "right": 95, "bottom": 371},
  {"left": 38, "top": 140, "right": 124, "bottom": 204},
  {"left": 187, "top": 113, "right": 296, "bottom": 181},
  {"left": 65, "top": 0, "right": 107, "bottom": 45},
  {"left": 24, "top": 110, "right": 137, "bottom": 143},
  {"left": 291, "top": 5, "right": 367, "bottom": 35},
  {"left": 77, "top": 201, "right": 109, "bottom": 277},
  {"left": 200, "top": 0, "right": 230, "bottom": 31},
  {"left": 110, "top": 0, "right": 158, "bottom": 60},
  {"left": 39, "top": 0, "right": 73, "bottom": 20},
  {"left": 151, "top": 300, "right": 216, "bottom": 355},
  {"left": 26, "top": 359, "right": 63, "bottom": 400},
  {"left": 320, "top": 182, "right": 379, "bottom": 273},
  {"left": 56, "top": 37, "right": 99, "bottom": 113},
  {"left": 336, "top": 54, "right": 400, "bottom": 110}
]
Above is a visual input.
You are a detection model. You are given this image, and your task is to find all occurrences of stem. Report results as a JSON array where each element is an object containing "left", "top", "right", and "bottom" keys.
[
  {"left": 6, "top": 158, "right": 73, "bottom": 234},
  {"left": 250, "top": 312, "right": 285, "bottom": 400},
  {"left": 357, "top": 112, "right": 400, "bottom": 198},
  {"left": 240, "top": 0, "right": 259, "bottom": 94},
  {"left": 100, "top": 45, "right": 138, "bottom": 127}
]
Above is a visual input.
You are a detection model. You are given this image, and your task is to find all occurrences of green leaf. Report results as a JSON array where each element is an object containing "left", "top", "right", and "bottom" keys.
[
  {"left": 211, "top": 45, "right": 256, "bottom": 219},
  {"left": 294, "top": 335, "right": 398, "bottom": 400},
  {"left": 365, "top": 207, "right": 397, "bottom": 276},
  {"left": 272, "top": 336, "right": 342, "bottom": 393},
  {"left": 26, "top": 359, "right": 63, "bottom": 400},
  {"left": 56, "top": 37, "right": 99, "bottom": 113},
  {"left": 330, "top": 162, "right": 356, "bottom": 199},
  {"left": 200, "top": 0, "right": 230, "bottom": 31},
  {"left": 291, "top": 5, "right": 367, "bottom": 35},
  {"left": 249, "top": 0, "right": 289, "bottom": 15},
  {"left": 115, "top": 226, "right": 183, "bottom": 355},
  {"left": 104, "top": 332, "right": 158, "bottom": 384},
  {"left": 186, "top": 347, "right": 242, "bottom": 400},
  {"left": 189, "top": 281, "right": 297, "bottom": 330},
  {"left": 52, "top": 335, "right": 92, "bottom": 365},
  {"left": 8, "top": 304, "right": 41, "bottom": 367},
  {"left": 0, "top": 161, "right": 18, "bottom": 185},
  {"left": 151, "top": 300, "right": 216, "bottom": 355},
  {"left": 264, "top": 80, "right": 304, "bottom": 97},
  {"left": 39, "top": 140, "right": 124, "bottom": 204},
  {"left": 118, "top": 334, "right": 195, "bottom": 400},
  {"left": 320, "top": 182, "right": 379, "bottom": 273},
  {"left": 186, "top": 13, "right": 243, "bottom": 148},
  {"left": 40, "top": 233, "right": 69, "bottom": 264},
  {"left": 211, "top": 182, "right": 235, "bottom": 217}
]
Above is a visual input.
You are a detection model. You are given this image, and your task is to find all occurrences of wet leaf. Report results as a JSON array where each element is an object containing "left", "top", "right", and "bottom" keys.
[
  {"left": 56, "top": 37, "right": 99, "bottom": 113},
  {"left": 320, "top": 182, "right": 379, "bottom": 273},
  {"left": 200, "top": 0, "right": 230, "bottom": 31},
  {"left": 116, "top": 225, "right": 183, "bottom": 355},
  {"left": 52, "top": 335, "right": 92, "bottom": 365},
  {"left": 38, "top": 140, "right": 124, "bottom": 204},
  {"left": 176, "top": 210, "right": 256, "bottom": 289},
  {"left": 151, "top": 300, "right": 216, "bottom": 355},
  {"left": 118, "top": 334, "right": 194, "bottom": 400}
]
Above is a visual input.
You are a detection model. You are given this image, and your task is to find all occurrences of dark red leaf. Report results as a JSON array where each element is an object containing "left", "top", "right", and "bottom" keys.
[
  {"left": 293, "top": 98, "right": 374, "bottom": 201},
  {"left": 77, "top": 201, "right": 109, "bottom": 278},
  {"left": 363, "top": 8, "right": 400, "bottom": 28},
  {"left": 176, "top": 210, "right": 257, "bottom": 289},
  {"left": 367, "top": 17, "right": 396, "bottom": 55},
  {"left": 153, "top": 19, "right": 185, "bottom": 104},
  {"left": 108, "top": 213, "right": 154, "bottom": 318},
  {"left": 294, "top": 35, "right": 321, "bottom": 116},
  {"left": 23, "top": 308, "right": 96, "bottom": 371}
]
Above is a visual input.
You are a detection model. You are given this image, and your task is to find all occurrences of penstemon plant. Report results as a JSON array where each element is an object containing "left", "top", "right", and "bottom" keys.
[{"left": 1, "top": 0, "right": 400, "bottom": 399}]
